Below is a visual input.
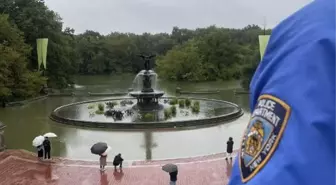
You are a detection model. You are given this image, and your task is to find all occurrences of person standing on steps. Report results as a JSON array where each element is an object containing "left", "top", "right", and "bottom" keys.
[
  {"left": 43, "top": 137, "right": 51, "bottom": 160},
  {"left": 100, "top": 154, "right": 107, "bottom": 172},
  {"left": 226, "top": 137, "right": 234, "bottom": 160}
]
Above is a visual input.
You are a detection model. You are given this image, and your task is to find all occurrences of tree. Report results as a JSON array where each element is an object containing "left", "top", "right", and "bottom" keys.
[
  {"left": 156, "top": 26, "right": 269, "bottom": 82},
  {"left": 0, "top": 14, "right": 46, "bottom": 102},
  {"left": 0, "top": 0, "right": 78, "bottom": 88}
]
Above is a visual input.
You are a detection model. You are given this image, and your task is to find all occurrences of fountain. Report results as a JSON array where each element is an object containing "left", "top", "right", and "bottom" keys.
[
  {"left": 129, "top": 55, "right": 165, "bottom": 111},
  {"left": 50, "top": 54, "right": 244, "bottom": 129}
]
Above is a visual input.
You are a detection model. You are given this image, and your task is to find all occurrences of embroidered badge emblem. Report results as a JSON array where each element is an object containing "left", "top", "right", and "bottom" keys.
[{"left": 240, "top": 94, "right": 291, "bottom": 182}]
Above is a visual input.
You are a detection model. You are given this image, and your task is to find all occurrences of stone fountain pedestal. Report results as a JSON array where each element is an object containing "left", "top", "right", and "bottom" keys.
[{"left": 0, "top": 121, "right": 6, "bottom": 152}]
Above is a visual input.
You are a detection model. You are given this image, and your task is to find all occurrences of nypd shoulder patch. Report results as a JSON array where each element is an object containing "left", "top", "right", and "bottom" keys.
[{"left": 239, "top": 94, "right": 291, "bottom": 182}]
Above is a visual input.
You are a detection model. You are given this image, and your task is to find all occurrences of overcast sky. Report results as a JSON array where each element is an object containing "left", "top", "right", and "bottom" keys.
[{"left": 44, "top": 0, "right": 312, "bottom": 35}]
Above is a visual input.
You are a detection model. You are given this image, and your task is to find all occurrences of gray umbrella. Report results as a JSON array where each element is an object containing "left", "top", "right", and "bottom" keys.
[
  {"left": 91, "top": 142, "right": 108, "bottom": 155},
  {"left": 162, "top": 163, "right": 178, "bottom": 173}
]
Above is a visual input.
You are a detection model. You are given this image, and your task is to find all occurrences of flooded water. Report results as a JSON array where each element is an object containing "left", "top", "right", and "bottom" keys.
[{"left": 0, "top": 75, "right": 250, "bottom": 161}]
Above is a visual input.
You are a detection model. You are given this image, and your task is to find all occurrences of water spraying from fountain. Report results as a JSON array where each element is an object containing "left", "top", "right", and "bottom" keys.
[
  {"left": 132, "top": 70, "right": 158, "bottom": 91},
  {"left": 129, "top": 55, "right": 165, "bottom": 111}
]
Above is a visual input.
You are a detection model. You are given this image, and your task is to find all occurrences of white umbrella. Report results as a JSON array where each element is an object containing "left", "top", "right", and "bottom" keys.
[
  {"left": 44, "top": 132, "right": 57, "bottom": 138},
  {"left": 101, "top": 146, "right": 111, "bottom": 156},
  {"left": 32, "top": 135, "right": 45, "bottom": 147}
]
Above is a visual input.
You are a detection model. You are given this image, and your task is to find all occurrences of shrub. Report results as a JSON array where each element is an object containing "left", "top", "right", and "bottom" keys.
[
  {"left": 185, "top": 98, "right": 191, "bottom": 107},
  {"left": 178, "top": 99, "right": 185, "bottom": 108}
]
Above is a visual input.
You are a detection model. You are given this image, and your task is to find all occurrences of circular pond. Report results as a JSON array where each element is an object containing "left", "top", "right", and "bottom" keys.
[{"left": 50, "top": 97, "right": 244, "bottom": 129}]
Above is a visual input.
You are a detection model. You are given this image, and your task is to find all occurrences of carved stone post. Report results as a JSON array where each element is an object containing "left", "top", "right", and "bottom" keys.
[{"left": 0, "top": 121, "right": 6, "bottom": 152}]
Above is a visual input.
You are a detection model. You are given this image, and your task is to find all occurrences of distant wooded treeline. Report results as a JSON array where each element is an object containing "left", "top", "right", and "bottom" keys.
[{"left": 0, "top": 0, "right": 269, "bottom": 101}]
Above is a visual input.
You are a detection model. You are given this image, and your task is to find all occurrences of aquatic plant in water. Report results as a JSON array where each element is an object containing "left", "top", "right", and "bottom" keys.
[
  {"left": 185, "top": 98, "right": 191, "bottom": 107},
  {"left": 164, "top": 108, "right": 172, "bottom": 120},
  {"left": 169, "top": 98, "right": 178, "bottom": 105},
  {"left": 170, "top": 105, "right": 177, "bottom": 116},
  {"left": 178, "top": 99, "right": 185, "bottom": 108},
  {"left": 87, "top": 104, "right": 95, "bottom": 109},
  {"left": 143, "top": 113, "right": 155, "bottom": 122}
]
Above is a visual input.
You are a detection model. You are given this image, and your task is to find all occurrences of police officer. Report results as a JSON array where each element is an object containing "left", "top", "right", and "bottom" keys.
[{"left": 228, "top": 0, "right": 335, "bottom": 185}]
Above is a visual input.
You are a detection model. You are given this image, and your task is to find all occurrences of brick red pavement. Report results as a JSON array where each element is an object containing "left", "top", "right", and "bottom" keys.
[{"left": 0, "top": 150, "right": 235, "bottom": 185}]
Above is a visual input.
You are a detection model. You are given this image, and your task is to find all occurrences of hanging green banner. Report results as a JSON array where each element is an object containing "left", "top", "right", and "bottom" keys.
[
  {"left": 258, "top": 35, "right": 270, "bottom": 60},
  {"left": 36, "top": 38, "right": 48, "bottom": 70}
]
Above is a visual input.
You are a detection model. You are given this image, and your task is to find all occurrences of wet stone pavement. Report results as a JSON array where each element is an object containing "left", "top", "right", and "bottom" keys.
[{"left": 0, "top": 150, "right": 235, "bottom": 185}]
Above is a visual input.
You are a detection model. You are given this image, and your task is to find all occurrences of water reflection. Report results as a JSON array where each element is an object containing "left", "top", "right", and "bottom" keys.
[
  {"left": 113, "top": 168, "right": 124, "bottom": 181},
  {"left": 100, "top": 172, "right": 109, "bottom": 185},
  {"left": 141, "top": 131, "right": 157, "bottom": 160},
  {"left": 225, "top": 159, "right": 233, "bottom": 178}
]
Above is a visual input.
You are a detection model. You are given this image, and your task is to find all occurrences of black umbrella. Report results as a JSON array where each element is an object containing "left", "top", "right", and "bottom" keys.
[
  {"left": 162, "top": 163, "right": 178, "bottom": 173},
  {"left": 91, "top": 142, "right": 108, "bottom": 155}
]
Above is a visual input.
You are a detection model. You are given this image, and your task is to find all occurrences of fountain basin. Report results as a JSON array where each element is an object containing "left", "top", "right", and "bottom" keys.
[{"left": 50, "top": 97, "right": 244, "bottom": 130}]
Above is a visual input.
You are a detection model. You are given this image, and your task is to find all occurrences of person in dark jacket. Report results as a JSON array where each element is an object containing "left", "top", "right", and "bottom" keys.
[
  {"left": 169, "top": 170, "right": 178, "bottom": 185},
  {"left": 43, "top": 137, "right": 51, "bottom": 160},
  {"left": 113, "top": 153, "right": 124, "bottom": 170},
  {"left": 226, "top": 137, "right": 234, "bottom": 160}
]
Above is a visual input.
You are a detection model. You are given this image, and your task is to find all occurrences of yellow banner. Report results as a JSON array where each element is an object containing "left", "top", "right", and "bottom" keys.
[
  {"left": 36, "top": 38, "right": 48, "bottom": 70},
  {"left": 258, "top": 35, "right": 270, "bottom": 60}
]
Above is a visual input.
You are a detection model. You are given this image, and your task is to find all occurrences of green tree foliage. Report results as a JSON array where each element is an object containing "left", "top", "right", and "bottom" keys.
[
  {"left": 156, "top": 25, "right": 271, "bottom": 82},
  {"left": 0, "top": 14, "right": 46, "bottom": 102},
  {"left": 240, "top": 53, "right": 260, "bottom": 90},
  {"left": 0, "top": 0, "right": 79, "bottom": 88}
]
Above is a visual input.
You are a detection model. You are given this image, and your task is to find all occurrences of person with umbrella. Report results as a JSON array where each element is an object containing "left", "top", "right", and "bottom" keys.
[
  {"left": 32, "top": 135, "right": 45, "bottom": 161},
  {"left": 100, "top": 153, "right": 107, "bottom": 172},
  {"left": 42, "top": 132, "right": 57, "bottom": 160},
  {"left": 36, "top": 144, "right": 44, "bottom": 160},
  {"left": 91, "top": 142, "right": 111, "bottom": 172},
  {"left": 43, "top": 137, "right": 51, "bottom": 160},
  {"left": 32, "top": 135, "right": 44, "bottom": 160},
  {"left": 162, "top": 163, "right": 178, "bottom": 185}
]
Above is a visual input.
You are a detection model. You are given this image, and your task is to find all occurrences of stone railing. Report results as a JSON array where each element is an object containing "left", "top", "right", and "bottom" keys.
[
  {"left": 0, "top": 122, "right": 6, "bottom": 151},
  {"left": 50, "top": 97, "right": 244, "bottom": 130}
]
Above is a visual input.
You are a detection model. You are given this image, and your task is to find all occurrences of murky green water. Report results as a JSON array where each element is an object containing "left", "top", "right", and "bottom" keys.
[{"left": 0, "top": 75, "right": 250, "bottom": 161}]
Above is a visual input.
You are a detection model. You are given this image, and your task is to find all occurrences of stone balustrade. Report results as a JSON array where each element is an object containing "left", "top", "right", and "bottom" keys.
[{"left": 0, "top": 121, "right": 6, "bottom": 151}]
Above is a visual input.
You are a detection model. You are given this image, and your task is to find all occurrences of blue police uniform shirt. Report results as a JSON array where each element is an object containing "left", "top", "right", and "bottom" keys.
[{"left": 228, "top": 0, "right": 335, "bottom": 185}]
